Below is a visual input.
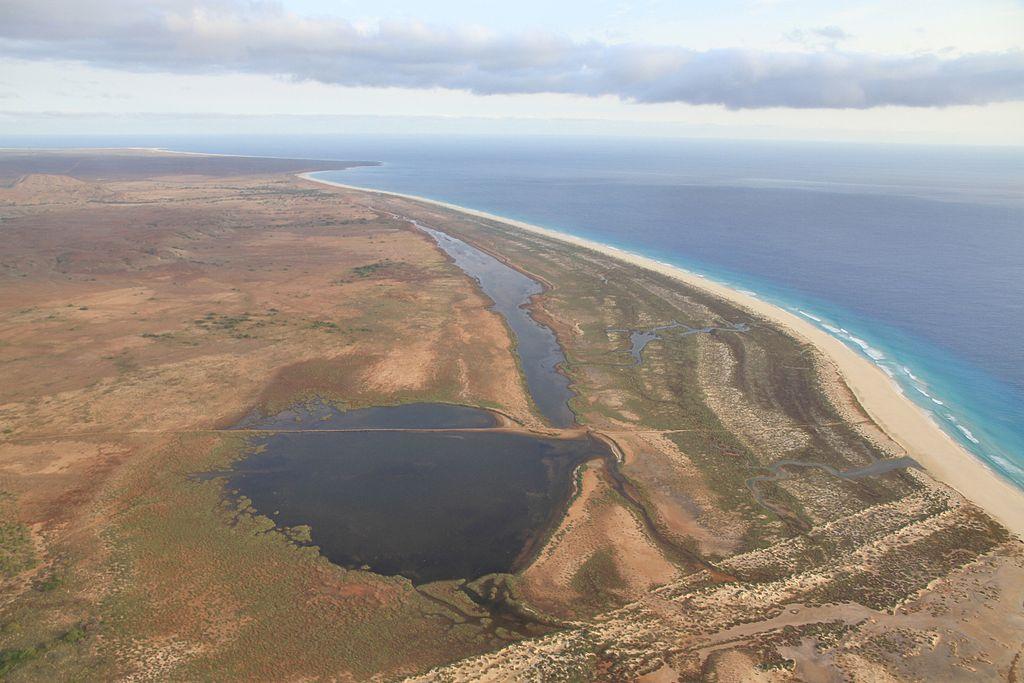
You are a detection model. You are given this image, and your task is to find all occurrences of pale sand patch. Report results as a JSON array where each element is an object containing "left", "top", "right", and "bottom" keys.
[
  {"left": 361, "top": 330, "right": 439, "bottom": 392},
  {"left": 702, "top": 649, "right": 777, "bottom": 682},
  {"left": 610, "top": 429, "right": 743, "bottom": 557},
  {"left": 521, "top": 463, "right": 679, "bottom": 613},
  {"left": 0, "top": 440, "right": 111, "bottom": 475},
  {"left": 301, "top": 175, "right": 1024, "bottom": 538},
  {"left": 636, "top": 662, "right": 681, "bottom": 682},
  {"left": 0, "top": 173, "right": 112, "bottom": 205},
  {"left": 520, "top": 463, "right": 606, "bottom": 611},
  {"left": 603, "top": 501, "right": 681, "bottom": 593},
  {"left": 46, "top": 286, "right": 155, "bottom": 310},
  {"left": 697, "top": 334, "right": 811, "bottom": 462},
  {"left": 814, "top": 353, "right": 905, "bottom": 459}
]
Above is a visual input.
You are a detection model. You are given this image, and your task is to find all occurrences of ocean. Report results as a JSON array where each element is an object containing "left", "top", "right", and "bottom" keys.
[{"left": 6, "top": 134, "right": 1024, "bottom": 489}]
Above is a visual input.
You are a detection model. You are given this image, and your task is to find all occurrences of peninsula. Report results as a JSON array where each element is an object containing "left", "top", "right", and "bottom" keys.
[
  {"left": 0, "top": 149, "right": 1020, "bottom": 681},
  {"left": 301, "top": 174, "right": 1024, "bottom": 538}
]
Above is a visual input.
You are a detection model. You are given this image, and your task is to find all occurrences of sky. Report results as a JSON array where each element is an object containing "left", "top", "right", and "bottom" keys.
[{"left": 1, "top": 0, "right": 1022, "bottom": 144}]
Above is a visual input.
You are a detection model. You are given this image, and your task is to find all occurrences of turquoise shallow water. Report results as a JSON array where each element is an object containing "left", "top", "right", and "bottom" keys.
[{"left": 5, "top": 134, "right": 1023, "bottom": 489}]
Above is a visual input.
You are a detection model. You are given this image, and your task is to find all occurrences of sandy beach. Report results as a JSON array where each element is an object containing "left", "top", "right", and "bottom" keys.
[{"left": 300, "top": 173, "right": 1024, "bottom": 538}]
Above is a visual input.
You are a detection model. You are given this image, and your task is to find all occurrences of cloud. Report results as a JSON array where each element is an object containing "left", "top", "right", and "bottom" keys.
[
  {"left": 814, "top": 26, "right": 852, "bottom": 41},
  {"left": 786, "top": 25, "right": 853, "bottom": 48},
  {"left": 1, "top": 0, "right": 1023, "bottom": 109}
]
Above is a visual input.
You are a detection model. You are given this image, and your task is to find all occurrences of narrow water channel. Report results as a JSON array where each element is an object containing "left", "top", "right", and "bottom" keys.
[{"left": 411, "top": 220, "right": 577, "bottom": 428}]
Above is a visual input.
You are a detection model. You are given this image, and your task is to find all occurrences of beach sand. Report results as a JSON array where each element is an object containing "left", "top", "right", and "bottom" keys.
[{"left": 300, "top": 173, "right": 1024, "bottom": 538}]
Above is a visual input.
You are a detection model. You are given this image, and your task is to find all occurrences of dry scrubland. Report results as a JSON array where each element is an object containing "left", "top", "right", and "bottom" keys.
[
  {"left": 0, "top": 151, "right": 1021, "bottom": 681},
  {"left": 0, "top": 157, "right": 539, "bottom": 680}
]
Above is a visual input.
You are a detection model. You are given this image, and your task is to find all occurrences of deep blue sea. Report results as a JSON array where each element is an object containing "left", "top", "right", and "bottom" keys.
[{"left": 6, "top": 134, "right": 1024, "bottom": 489}]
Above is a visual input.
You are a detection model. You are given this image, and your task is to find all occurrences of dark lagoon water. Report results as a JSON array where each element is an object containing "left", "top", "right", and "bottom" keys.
[{"left": 220, "top": 403, "right": 602, "bottom": 583}]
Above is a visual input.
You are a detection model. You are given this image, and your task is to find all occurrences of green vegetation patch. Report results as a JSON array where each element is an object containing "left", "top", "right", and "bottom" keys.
[
  {"left": 569, "top": 548, "right": 628, "bottom": 614},
  {"left": 0, "top": 493, "right": 35, "bottom": 578},
  {"left": 0, "top": 625, "right": 92, "bottom": 679},
  {"left": 352, "top": 260, "right": 391, "bottom": 277}
]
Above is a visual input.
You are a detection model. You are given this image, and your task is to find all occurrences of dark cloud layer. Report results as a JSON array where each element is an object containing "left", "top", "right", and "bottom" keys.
[{"left": 2, "top": 0, "right": 1022, "bottom": 109}]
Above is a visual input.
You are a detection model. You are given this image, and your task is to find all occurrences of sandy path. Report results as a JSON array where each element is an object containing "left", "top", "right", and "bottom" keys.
[{"left": 299, "top": 174, "right": 1024, "bottom": 538}]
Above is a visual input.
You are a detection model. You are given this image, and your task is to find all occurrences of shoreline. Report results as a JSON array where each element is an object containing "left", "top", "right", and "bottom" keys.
[{"left": 298, "top": 172, "right": 1024, "bottom": 538}]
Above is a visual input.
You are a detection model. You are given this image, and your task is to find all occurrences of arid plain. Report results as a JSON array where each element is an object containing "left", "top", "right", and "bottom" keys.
[{"left": 0, "top": 150, "right": 1021, "bottom": 681}]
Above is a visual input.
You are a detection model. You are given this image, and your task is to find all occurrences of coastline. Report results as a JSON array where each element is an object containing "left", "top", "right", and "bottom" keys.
[{"left": 299, "top": 172, "right": 1024, "bottom": 538}]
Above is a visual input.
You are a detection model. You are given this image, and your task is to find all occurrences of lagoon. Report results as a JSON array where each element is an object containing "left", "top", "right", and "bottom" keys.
[{"left": 220, "top": 403, "right": 603, "bottom": 583}]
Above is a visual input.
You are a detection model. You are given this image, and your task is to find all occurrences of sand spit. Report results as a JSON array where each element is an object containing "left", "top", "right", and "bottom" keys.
[{"left": 299, "top": 173, "right": 1024, "bottom": 538}]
